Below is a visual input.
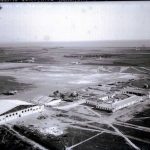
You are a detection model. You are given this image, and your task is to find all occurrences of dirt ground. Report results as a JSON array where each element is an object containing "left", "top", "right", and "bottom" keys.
[{"left": 0, "top": 46, "right": 150, "bottom": 150}]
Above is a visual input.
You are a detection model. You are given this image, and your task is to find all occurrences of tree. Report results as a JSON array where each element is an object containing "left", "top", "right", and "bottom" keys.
[{"left": 60, "top": 93, "right": 65, "bottom": 99}]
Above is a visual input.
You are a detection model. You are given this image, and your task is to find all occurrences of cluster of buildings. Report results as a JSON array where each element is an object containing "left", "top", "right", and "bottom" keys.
[
  {"left": 0, "top": 85, "right": 149, "bottom": 125},
  {"left": 85, "top": 86, "right": 149, "bottom": 112}
]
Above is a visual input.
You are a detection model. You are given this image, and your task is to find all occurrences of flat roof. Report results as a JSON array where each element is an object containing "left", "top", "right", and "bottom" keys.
[
  {"left": 0, "top": 105, "right": 35, "bottom": 116},
  {"left": 32, "top": 96, "right": 53, "bottom": 104},
  {"left": 123, "top": 87, "right": 148, "bottom": 93},
  {"left": 0, "top": 99, "right": 33, "bottom": 115},
  {"left": 113, "top": 95, "right": 139, "bottom": 108}
]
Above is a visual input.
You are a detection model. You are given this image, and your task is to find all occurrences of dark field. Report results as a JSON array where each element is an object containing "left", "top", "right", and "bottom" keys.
[
  {"left": 0, "top": 46, "right": 150, "bottom": 66},
  {"left": 0, "top": 76, "right": 33, "bottom": 95},
  {"left": 0, "top": 125, "right": 40, "bottom": 150}
]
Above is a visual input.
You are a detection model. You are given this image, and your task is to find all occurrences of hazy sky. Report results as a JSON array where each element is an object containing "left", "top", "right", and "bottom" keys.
[{"left": 0, "top": 2, "right": 150, "bottom": 43}]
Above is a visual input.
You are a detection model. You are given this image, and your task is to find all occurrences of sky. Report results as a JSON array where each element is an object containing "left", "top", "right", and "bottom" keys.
[{"left": 0, "top": 2, "right": 150, "bottom": 43}]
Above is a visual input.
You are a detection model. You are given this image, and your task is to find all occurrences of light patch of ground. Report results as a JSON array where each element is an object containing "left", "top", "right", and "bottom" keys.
[
  {"left": 9, "top": 108, "right": 68, "bottom": 134},
  {"left": 0, "top": 63, "right": 138, "bottom": 102}
]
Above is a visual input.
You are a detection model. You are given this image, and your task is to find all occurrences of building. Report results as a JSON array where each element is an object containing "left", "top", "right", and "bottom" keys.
[
  {"left": 86, "top": 99, "right": 98, "bottom": 106},
  {"left": 99, "top": 95, "right": 109, "bottom": 101},
  {"left": 121, "top": 87, "right": 148, "bottom": 96},
  {"left": 85, "top": 95, "right": 147, "bottom": 112},
  {"left": 31, "top": 95, "right": 62, "bottom": 106},
  {"left": 31, "top": 96, "right": 53, "bottom": 105},
  {"left": 45, "top": 99, "right": 62, "bottom": 107},
  {"left": 96, "top": 103, "right": 112, "bottom": 112},
  {"left": 112, "top": 95, "right": 147, "bottom": 112},
  {"left": 0, "top": 99, "right": 44, "bottom": 125},
  {"left": 98, "top": 94, "right": 115, "bottom": 101}
]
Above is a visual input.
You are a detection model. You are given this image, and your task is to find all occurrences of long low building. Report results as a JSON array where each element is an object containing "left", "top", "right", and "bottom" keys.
[
  {"left": 121, "top": 87, "right": 149, "bottom": 96},
  {"left": 85, "top": 95, "right": 147, "bottom": 112},
  {"left": 31, "top": 95, "right": 53, "bottom": 105},
  {"left": 0, "top": 99, "right": 44, "bottom": 125},
  {"left": 112, "top": 95, "right": 147, "bottom": 112}
]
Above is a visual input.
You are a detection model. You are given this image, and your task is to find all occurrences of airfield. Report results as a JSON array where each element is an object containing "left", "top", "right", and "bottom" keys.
[{"left": 0, "top": 46, "right": 150, "bottom": 150}]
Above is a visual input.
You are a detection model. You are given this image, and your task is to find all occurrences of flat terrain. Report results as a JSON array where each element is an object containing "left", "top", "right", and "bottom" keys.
[{"left": 0, "top": 45, "right": 150, "bottom": 150}]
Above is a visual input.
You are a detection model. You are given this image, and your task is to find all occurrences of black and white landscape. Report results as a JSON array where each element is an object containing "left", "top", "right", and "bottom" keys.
[
  {"left": 0, "top": 2, "right": 150, "bottom": 150},
  {"left": 0, "top": 42, "right": 149, "bottom": 150}
]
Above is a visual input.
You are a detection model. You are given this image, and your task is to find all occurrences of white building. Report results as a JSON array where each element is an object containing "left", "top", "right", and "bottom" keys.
[
  {"left": 0, "top": 99, "right": 44, "bottom": 125},
  {"left": 121, "top": 87, "right": 148, "bottom": 96},
  {"left": 98, "top": 94, "right": 115, "bottom": 101},
  {"left": 86, "top": 99, "right": 98, "bottom": 106},
  {"left": 99, "top": 95, "right": 109, "bottom": 101},
  {"left": 31, "top": 95, "right": 62, "bottom": 107},
  {"left": 112, "top": 95, "right": 146, "bottom": 112},
  {"left": 31, "top": 96, "right": 53, "bottom": 105},
  {"left": 45, "top": 99, "right": 62, "bottom": 107},
  {"left": 85, "top": 95, "right": 147, "bottom": 112}
]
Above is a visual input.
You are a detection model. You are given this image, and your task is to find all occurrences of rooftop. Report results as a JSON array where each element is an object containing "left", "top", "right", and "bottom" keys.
[
  {"left": 0, "top": 105, "right": 35, "bottom": 116},
  {"left": 112, "top": 95, "right": 140, "bottom": 108},
  {"left": 0, "top": 99, "right": 33, "bottom": 115}
]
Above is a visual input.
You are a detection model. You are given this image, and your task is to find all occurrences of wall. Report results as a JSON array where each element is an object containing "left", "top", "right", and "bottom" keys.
[
  {"left": 113, "top": 96, "right": 147, "bottom": 112},
  {"left": 0, "top": 105, "right": 44, "bottom": 125}
]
